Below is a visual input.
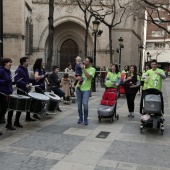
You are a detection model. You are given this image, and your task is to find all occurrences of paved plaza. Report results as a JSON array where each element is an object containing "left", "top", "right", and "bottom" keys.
[{"left": 0, "top": 80, "right": 170, "bottom": 170}]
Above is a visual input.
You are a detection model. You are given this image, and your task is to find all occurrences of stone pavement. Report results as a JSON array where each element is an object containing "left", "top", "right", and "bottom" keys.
[{"left": 0, "top": 79, "right": 170, "bottom": 170}]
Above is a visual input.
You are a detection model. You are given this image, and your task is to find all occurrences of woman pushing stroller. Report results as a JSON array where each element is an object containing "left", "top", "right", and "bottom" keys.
[{"left": 104, "top": 64, "right": 121, "bottom": 89}]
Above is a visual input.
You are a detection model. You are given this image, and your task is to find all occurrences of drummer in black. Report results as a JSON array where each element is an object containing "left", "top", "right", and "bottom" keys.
[
  {"left": 0, "top": 58, "right": 13, "bottom": 133},
  {"left": 11, "top": 57, "right": 36, "bottom": 128},
  {"left": 48, "top": 66, "right": 65, "bottom": 111},
  {"left": 32, "top": 58, "right": 50, "bottom": 119}
]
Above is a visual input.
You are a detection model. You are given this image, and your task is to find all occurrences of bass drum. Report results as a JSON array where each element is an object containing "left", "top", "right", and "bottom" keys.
[
  {"left": 44, "top": 92, "right": 60, "bottom": 112},
  {"left": 8, "top": 94, "right": 30, "bottom": 112},
  {"left": 28, "top": 92, "right": 50, "bottom": 114}
]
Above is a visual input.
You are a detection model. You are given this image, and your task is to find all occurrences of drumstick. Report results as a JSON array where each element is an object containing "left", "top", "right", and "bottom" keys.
[
  {"left": 11, "top": 73, "right": 18, "bottom": 79},
  {"left": 31, "top": 85, "right": 40, "bottom": 87},
  {"left": 16, "top": 77, "right": 23, "bottom": 82}
]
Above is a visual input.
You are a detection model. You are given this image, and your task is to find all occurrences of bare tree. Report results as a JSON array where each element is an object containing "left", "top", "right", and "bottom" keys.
[
  {"left": 46, "top": 0, "right": 54, "bottom": 71},
  {"left": 129, "top": 0, "right": 170, "bottom": 34},
  {"left": 76, "top": 0, "right": 93, "bottom": 57},
  {"left": 88, "top": 0, "right": 128, "bottom": 64}
]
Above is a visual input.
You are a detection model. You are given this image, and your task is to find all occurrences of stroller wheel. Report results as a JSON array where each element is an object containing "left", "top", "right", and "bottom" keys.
[
  {"left": 116, "top": 114, "right": 119, "bottom": 120},
  {"left": 140, "top": 125, "right": 143, "bottom": 133},
  {"left": 98, "top": 116, "right": 101, "bottom": 123},
  {"left": 160, "top": 124, "right": 164, "bottom": 135}
]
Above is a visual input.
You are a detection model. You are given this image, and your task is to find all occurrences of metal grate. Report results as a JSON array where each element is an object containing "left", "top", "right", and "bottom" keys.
[{"left": 96, "top": 131, "right": 110, "bottom": 139}]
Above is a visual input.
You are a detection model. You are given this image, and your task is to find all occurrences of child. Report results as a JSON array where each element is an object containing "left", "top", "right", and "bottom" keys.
[
  {"left": 60, "top": 73, "right": 72, "bottom": 104},
  {"left": 74, "top": 56, "right": 83, "bottom": 91}
]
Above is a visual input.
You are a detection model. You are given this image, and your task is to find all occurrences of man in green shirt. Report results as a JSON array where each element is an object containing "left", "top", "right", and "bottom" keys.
[
  {"left": 142, "top": 60, "right": 166, "bottom": 91},
  {"left": 76, "top": 57, "right": 96, "bottom": 125}
]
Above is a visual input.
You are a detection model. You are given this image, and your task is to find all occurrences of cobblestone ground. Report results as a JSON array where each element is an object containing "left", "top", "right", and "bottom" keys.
[{"left": 0, "top": 80, "right": 170, "bottom": 170}]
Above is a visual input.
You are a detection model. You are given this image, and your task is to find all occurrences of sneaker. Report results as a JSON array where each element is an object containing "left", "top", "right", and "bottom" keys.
[
  {"left": 77, "top": 119, "right": 83, "bottom": 124},
  {"left": 5, "top": 124, "right": 16, "bottom": 130},
  {"left": 84, "top": 119, "right": 88, "bottom": 125},
  {"left": 56, "top": 106, "right": 62, "bottom": 112},
  {"left": 14, "top": 122, "right": 23, "bottom": 128},
  {"left": 33, "top": 114, "right": 40, "bottom": 120},
  {"left": 131, "top": 112, "right": 135, "bottom": 118},
  {"left": 25, "top": 117, "right": 36, "bottom": 121},
  {"left": 128, "top": 112, "right": 132, "bottom": 117}
]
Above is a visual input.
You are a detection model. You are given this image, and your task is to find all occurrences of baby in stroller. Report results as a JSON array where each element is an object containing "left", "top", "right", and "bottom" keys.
[{"left": 140, "top": 88, "right": 165, "bottom": 134}]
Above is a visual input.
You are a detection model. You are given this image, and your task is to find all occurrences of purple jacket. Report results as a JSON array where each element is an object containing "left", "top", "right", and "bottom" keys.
[
  {"left": 33, "top": 68, "right": 45, "bottom": 90},
  {"left": 0, "top": 66, "right": 13, "bottom": 95},
  {"left": 14, "top": 65, "right": 35, "bottom": 93}
]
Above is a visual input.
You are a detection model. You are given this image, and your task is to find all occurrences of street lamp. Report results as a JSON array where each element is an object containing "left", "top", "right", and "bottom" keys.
[
  {"left": 0, "top": 0, "right": 3, "bottom": 58},
  {"left": 92, "top": 18, "right": 101, "bottom": 92},
  {"left": 147, "top": 52, "right": 152, "bottom": 63},
  {"left": 118, "top": 37, "right": 124, "bottom": 70},
  {"left": 139, "top": 45, "right": 144, "bottom": 73}
]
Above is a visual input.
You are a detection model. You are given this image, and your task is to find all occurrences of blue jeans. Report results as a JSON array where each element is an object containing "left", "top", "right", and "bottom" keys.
[{"left": 76, "top": 89, "right": 90, "bottom": 120}]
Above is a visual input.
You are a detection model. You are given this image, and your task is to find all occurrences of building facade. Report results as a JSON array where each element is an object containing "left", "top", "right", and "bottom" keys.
[
  {"left": 146, "top": 5, "right": 170, "bottom": 72},
  {"left": 2, "top": 0, "right": 144, "bottom": 71}
]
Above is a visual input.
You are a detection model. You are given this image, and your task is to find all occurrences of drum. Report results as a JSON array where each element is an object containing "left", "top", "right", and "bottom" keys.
[
  {"left": 28, "top": 92, "right": 50, "bottom": 114},
  {"left": 44, "top": 92, "right": 60, "bottom": 112},
  {"left": 8, "top": 94, "right": 30, "bottom": 111}
]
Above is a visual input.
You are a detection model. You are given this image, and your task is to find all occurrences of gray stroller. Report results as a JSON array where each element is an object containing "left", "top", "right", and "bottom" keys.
[{"left": 140, "top": 88, "right": 165, "bottom": 135}]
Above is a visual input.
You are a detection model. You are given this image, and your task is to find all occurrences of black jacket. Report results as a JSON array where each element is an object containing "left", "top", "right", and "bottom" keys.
[{"left": 48, "top": 72, "right": 61, "bottom": 88}]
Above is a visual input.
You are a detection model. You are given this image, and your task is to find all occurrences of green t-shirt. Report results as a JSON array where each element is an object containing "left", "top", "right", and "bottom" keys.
[
  {"left": 144, "top": 68, "right": 165, "bottom": 91},
  {"left": 121, "top": 70, "right": 129, "bottom": 74},
  {"left": 141, "top": 70, "right": 148, "bottom": 90},
  {"left": 79, "top": 66, "right": 96, "bottom": 91},
  {"left": 105, "top": 71, "right": 120, "bottom": 87}
]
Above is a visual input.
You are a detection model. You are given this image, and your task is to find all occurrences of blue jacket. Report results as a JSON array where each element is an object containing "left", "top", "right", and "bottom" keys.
[
  {"left": 75, "top": 63, "right": 82, "bottom": 75},
  {"left": 15, "top": 65, "right": 35, "bottom": 93},
  {"left": 0, "top": 66, "right": 13, "bottom": 94}
]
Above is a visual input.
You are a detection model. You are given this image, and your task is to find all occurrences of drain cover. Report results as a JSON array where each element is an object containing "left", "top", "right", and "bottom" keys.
[{"left": 96, "top": 131, "right": 110, "bottom": 139}]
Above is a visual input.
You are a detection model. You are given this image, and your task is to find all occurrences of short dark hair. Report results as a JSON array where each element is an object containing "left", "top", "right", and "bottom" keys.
[
  {"left": 1, "top": 58, "right": 12, "bottom": 67},
  {"left": 20, "top": 57, "right": 28, "bottom": 65},
  {"left": 86, "top": 57, "right": 93, "bottom": 63},
  {"left": 151, "top": 59, "right": 157, "bottom": 64},
  {"left": 63, "top": 73, "right": 69, "bottom": 78},
  {"left": 53, "top": 65, "right": 59, "bottom": 71},
  {"left": 67, "top": 63, "right": 71, "bottom": 67}
]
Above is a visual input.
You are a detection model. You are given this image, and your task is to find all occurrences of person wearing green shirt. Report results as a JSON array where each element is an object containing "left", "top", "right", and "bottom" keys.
[
  {"left": 76, "top": 57, "right": 96, "bottom": 125},
  {"left": 142, "top": 60, "right": 166, "bottom": 91},
  {"left": 105, "top": 64, "right": 121, "bottom": 88},
  {"left": 121, "top": 65, "right": 129, "bottom": 74},
  {"left": 139, "top": 64, "right": 150, "bottom": 114},
  {"left": 140, "top": 60, "right": 166, "bottom": 114}
]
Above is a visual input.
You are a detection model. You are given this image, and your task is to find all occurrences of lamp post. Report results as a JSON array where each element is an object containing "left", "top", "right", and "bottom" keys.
[
  {"left": 92, "top": 18, "right": 100, "bottom": 92},
  {"left": 147, "top": 52, "right": 152, "bottom": 64},
  {"left": 139, "top": 45, "right": 144, "bottom": 73},
  {"left": 0, "top": 0, "right": 3, "bottom": 59},
  {"left": 118, "top": 37, "right": 124, "bottom": 70}
]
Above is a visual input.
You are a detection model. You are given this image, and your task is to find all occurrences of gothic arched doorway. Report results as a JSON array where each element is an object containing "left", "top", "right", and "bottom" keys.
[{"left": 60, "top": 39, "right": 79, "bottom": 71}]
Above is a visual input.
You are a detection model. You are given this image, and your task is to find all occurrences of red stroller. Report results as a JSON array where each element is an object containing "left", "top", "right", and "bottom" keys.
[{"left": 97, "top": 87, "right": 119, "bottom": 123}]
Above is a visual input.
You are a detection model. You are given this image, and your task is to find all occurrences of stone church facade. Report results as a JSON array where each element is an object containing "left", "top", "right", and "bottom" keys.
[{"left": 3, "top": 0, "right": 144, "bottom": 71}]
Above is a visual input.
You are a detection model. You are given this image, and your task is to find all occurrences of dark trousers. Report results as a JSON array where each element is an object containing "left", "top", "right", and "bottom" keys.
[
  {"left": 52, "top": 87, "right": 65, "bottom": 98},
  {"left": 14, "top": 89, "right": 31, "bottom": 123},
  {"left": 0, "top": 93, "right": 8, "bottom": 121},
  {"left": 125, "top": 93, "right": 136, "bottom": 112}
]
